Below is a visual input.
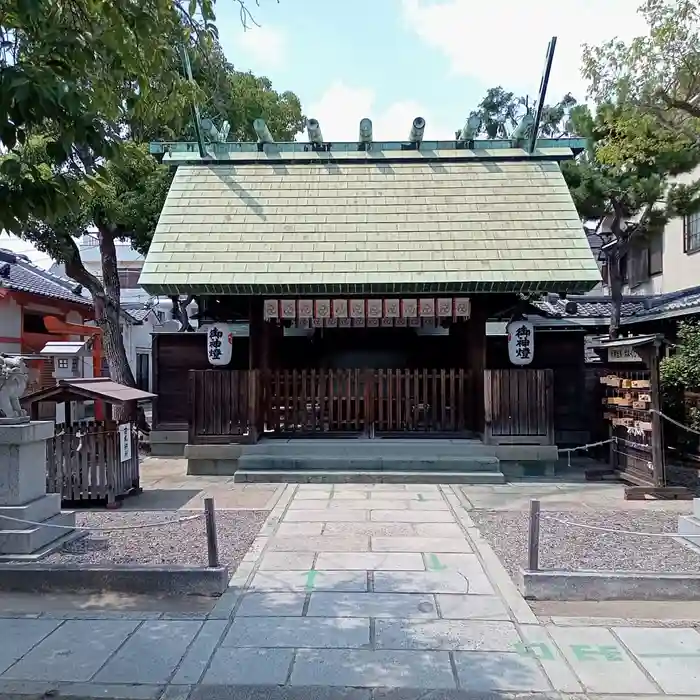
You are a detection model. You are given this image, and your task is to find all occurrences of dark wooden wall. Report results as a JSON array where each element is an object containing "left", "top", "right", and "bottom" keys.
[
  {"left": 486, "top": 331, "right": 606, "bottom": 447},
  {"left": 152, "top": 333, "right": 249, "bottom": 430}
]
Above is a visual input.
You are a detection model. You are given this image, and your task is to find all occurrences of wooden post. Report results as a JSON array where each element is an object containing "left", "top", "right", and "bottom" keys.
[
  {"left": 648, "top": 343, "right": 666, "bottom": 487},
  {"left": 466, "top": 305, "right": 486, "bottom": 436},
  {"left": 248, "top": 298, "right": 264, "bottom": 441},
  {"left": 527, "top": 499, "right": 541, "bottom": 571},
  {"left": 204, "top": 497, "right": 219, "bottom": 568}
]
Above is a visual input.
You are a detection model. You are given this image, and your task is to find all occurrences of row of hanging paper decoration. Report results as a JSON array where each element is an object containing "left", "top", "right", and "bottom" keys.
[
  {"left": 263, "top": 298, "right": 471, "bottom": 321},
  {"left": 287, "top": 317, "right": 448, "bottom": 329}
]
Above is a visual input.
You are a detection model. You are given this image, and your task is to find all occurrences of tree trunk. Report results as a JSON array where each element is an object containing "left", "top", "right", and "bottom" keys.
[
  {"left": 608, "top": 250, "right": 623, "bottom": 340},
  {"left": 62, "top": 234, "right": 148, "bottom": 428},
  {"left": 95, "top": 226, "right": 136, "bottom": 389}
]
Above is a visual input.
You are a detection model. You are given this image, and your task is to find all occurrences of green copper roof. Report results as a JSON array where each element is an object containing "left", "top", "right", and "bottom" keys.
[{"left": 139, "top": 149, "right": 601, "bottom": 296}]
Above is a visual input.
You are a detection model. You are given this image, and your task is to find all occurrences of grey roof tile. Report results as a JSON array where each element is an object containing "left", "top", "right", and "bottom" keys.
[
  {"left": 0, "top": 249, "right": 91, "bottom": 306},
  {"left": 140, "top": 154, "right": 601, "bottom": 295}
]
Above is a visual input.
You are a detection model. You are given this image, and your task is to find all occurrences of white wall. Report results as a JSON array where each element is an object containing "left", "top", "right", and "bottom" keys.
[
  {"left": 618, "top": 164, "right": 700, "bottom": 296},
  {"left": 0, "top": 298, "right": 22, "bottom": 354}
]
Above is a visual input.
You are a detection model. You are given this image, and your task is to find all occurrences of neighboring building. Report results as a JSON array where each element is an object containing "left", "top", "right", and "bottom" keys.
[
  {"left": 590, "top": 164, "right": 700, "bottom": 299},
  {"left": 0, "top": 247, "right": 94, "bottom": 394},
  {"left": 49, "top": 234, "right": 168, "bottom": 390}
]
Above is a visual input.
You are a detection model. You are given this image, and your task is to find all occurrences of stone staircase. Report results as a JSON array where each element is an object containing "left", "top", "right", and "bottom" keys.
[
  {"left": 677, "top": 498, "right": 700, "bottom": 548},
  {"left": 233, "top": 438, "right": 505, "bottom": 484}
]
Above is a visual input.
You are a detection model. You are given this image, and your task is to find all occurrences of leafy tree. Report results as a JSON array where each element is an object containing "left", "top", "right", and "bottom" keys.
[
  {"left": 464, "top": 86, "right": 680, "bottom": 338},
  {"left": 560, "top": 104, "right": 668, "bottom": 337},
  {"left": 661, "top": 321, "right": 700, "bottom": 451},
  {"left": 1, "top": 0, "right": 303, "bottom": 403},
  {"left": 582, "top": 0, "right": 700, "bottom": 160},
  {"left": 465, "top": 87, "right": 580, "bottom": 139}
]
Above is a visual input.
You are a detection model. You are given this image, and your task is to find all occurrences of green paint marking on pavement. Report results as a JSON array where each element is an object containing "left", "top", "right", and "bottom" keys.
[
  {"left": 513, "top": 642, "right": 555, "bottom": 661},
  {"left": 571, "top": 644, "right": 624, "bottom": 662},
  {"left": 637, "top": 651, "right": 700, "bottom": 659},
  {"left": 304, "top": 569, "right": 318, "bottom": 591},
  {"left": 426, "top": 554, "right": 447, "bottom": 571}
]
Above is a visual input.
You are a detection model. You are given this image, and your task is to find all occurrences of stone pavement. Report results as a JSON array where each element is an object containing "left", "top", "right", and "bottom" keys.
[{"left": 0, "top": 483, "right": 699, "bottom": 699}]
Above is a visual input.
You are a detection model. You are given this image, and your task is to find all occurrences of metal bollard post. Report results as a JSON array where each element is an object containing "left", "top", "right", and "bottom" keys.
[
  {"left": 527, "top": 499, "right": 541, "bottom": 571},
  {"left": 204, "top": 497, "right": 219, "bottom": 568}
]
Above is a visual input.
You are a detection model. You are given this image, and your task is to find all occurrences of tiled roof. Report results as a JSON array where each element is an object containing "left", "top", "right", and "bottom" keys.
[
  {"left": 139, "top": 152, "right": 601, "bottom": 296},
  {"left": 530, "top": 295, "right": 647, "bottom": 320},
  {"left": 530, "top": 286, "right": 700, "bottom": 324},
  {"left": 122, "top": 306, "right": 154, "bottom": 323},
  {"left": 0, "top": 249, "right": 91, "bottom": 307}
]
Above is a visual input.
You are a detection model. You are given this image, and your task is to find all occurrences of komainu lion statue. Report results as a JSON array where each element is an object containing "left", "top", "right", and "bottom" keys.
[{"left": 0, "top": 355, "right": 30, "bottom": 421}]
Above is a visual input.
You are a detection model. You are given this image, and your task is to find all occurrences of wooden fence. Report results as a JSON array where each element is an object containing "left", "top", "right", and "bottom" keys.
[
  {"left": 262, "top": 368, "right": 474, "bottom": 435},
  {"left": 46, "top": 421, "right": 139, "bottom": 505},
  {"left": 484, "top": 369, "right": 554, "bottom": 445},
  {"left": 189, "top": 367, "right": 556, "bottom": 443}
]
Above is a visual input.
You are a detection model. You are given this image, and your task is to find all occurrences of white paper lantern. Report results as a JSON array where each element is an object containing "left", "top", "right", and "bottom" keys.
[
  {"left": 207, "top": 323, "right": 233, "bottom": 366},
  {"left": 507, "top": 320, "right": 534, "bottom": 366}
]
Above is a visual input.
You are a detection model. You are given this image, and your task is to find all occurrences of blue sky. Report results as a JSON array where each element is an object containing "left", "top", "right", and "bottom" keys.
[
  {"left": 217, "top": 0, "right": 648, "bottom": 141},
  {"left": 3, "top": 0, "right": 648, "bottom": 265}
]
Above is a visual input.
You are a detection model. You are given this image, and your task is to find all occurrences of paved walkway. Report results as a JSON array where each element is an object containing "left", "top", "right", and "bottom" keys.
[{"left": 0, "top": 483, "right": 699, "bottom": 699}]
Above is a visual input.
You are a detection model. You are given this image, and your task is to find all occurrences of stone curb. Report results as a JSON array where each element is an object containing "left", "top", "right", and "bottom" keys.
[
  {"left": 208, "top": 484, "right": 295, "bottom": 619},
  {"left": 521, "top": 568, "right": 700, "bottom": 601},
  {"left": 0, "top": 564, "right": 228, "bottom": 596},
  {"left": 441, "top": 486, "right": 538, "bottom": 625}
]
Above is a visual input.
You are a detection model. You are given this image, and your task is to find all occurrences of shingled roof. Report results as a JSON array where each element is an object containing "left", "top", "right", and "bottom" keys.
[
  {"left": 0, "top": 249, "right": 91, "bottom": 307},
  {"left": 139, "top": 147, "right": 601, "bottom": 296}
]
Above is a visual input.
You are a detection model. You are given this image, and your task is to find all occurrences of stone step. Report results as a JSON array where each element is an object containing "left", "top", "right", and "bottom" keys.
[
  {"left": 678, "top": 514, "right": 700, "bottom": 547},
  {"left": 238, "top": 455, "right": 500, "bottom": 473},
  {"left": 0, "top": 494, "right": 62, "bottom": 531},
  {"left": 233, "top": 470, "right": 505, "bottom": 484},
  {"left": 243, "top": 439, "right": 495, "bottom": 458},
  {"left": 0, "top": 511, "right": 76, "bottom": 555}
]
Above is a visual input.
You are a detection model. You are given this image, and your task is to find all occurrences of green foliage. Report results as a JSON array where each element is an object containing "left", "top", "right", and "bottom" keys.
[
  {"left": 661, "top": 321, "right": 700, "bottom": 447},
  {"left": 661, "top": 322, "right": 700, "bottom": 393},
  {"left": 0, "top": 0, "right": 216, "bottom": 232},
  {"left": 582, "top": 0, "right": 700, "bottom": 216},
  {"left": 0, "top": 0, "right": 302, "bottom": 387},
  {"left": 1, "top": 0, "right": 304, "bottom": 258},
  {"left": 465, "top": 87, "right": 579, "bottom": 139}
]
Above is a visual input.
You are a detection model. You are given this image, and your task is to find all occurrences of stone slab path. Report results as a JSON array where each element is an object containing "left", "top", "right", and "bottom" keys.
[{"left": 0, "top": 483, "right": 699, "bottom": 699}]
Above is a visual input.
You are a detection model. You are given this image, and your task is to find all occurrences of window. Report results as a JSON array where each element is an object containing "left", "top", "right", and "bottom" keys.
[
  {"left": 23, "top": 312, "right": 47, "bottom": 334},
  {"left": 627, "top": 244, "right": 650, "bottom": 287},
  {"left": 684, "top": 212, "right": 700, "bottom": 254},
  {"left": 649, "top": 232, "right": 663, "bottom": 275},
  {"left": 136, "top": 353, "right": 150, "bottom": 392},
  {"left": 117, "top": 267, "right": 142, "bottom": 289},
  {"left": 57, "top": 358, "right": 69, "bottom": 369}
]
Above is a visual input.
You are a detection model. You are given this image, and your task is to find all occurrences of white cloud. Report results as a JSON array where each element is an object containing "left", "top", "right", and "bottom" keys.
[
  {"left": 234, "top": 25, "right": 287, "bottom": 70},
  {"left": 302, "top": 82, "right": 456, "bottom": 143},
  {"left": 401, "top": 0, "right": 649, "bottom": 101}
]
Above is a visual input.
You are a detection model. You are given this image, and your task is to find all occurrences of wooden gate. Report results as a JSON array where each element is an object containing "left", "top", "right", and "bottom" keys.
[
  {"left": 484, "top": 369, "right": 554, "bottom": 444},
  {"left": 189, "top": 370, "right": 251, "bottom": 443},
  {"left": 262, "top": 368, "right": 474, "bottom": 436}
]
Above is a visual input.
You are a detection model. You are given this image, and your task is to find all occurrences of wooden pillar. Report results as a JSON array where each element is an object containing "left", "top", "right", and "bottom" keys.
[
  {"left": 645, "top": 343, "right": 666, "bottom": 487},
  {"left": 247, "top": 298, "right": 265, "bottom": 441},
  {"left": 466, "top": 305, "right": 487, "bottom": 436}
]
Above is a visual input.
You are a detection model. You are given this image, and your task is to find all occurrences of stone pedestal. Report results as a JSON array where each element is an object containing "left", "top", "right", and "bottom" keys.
[{"left": 0, "top": 422, "right": 77, "bottom": 559}]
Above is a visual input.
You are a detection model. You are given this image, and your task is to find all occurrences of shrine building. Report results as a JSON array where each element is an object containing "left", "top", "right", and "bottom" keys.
[{"left": 140, "top": 121, "right": 601, "bottom": 479}]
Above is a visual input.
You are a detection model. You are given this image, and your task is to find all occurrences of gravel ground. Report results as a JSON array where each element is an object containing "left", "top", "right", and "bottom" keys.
[
  {"left": 471, "top": 509, "right": 700, "bottom": 579},
  {"left": 41, "top": 510, "right": 268, "bottom": 569}
]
